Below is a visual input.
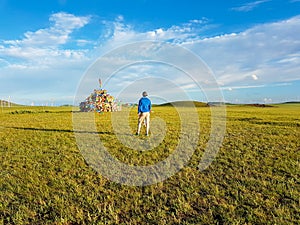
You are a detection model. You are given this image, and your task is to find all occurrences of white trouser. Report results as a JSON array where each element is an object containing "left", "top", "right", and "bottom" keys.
[{"left": 137, "top": 112, "right": 150, "bottom": 135}]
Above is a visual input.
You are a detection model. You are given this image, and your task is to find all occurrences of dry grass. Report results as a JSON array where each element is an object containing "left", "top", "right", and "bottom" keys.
[{"left": 0, "top": 104, "right": 299, "bottom": 224}]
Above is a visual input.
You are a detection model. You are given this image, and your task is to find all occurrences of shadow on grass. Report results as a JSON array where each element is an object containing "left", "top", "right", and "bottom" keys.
[{"left": 5, "top": 126, "right": 114, "bottom": 135}]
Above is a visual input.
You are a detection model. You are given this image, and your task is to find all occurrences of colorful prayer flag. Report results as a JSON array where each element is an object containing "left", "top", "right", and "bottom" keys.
[{"left": 99, "top": 78, "right": 102, "bottom": 89}]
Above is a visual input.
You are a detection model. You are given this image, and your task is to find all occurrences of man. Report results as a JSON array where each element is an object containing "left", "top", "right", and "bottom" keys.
[{"left": 136, "top": 91, "right": 151, "bottom": 136}]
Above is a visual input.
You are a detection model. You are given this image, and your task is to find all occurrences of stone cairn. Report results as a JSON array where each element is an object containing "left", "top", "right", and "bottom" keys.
[{"left": 79, "top": 88, "right": 120, "bottom": 113}]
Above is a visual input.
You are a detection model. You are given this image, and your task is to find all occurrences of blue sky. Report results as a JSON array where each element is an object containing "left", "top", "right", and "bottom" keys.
[{"left": 0, "top": 0, "right": 300, "bottom": 105}]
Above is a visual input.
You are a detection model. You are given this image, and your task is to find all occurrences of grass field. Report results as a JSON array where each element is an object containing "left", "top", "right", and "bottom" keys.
[{"left": 0, "top": 104, "right": 299, "bottom": 224}]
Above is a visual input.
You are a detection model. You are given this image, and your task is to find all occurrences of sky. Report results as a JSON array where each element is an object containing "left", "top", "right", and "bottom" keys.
[{"left": 0, "top": 0, "right": 300, "bottom": 105}]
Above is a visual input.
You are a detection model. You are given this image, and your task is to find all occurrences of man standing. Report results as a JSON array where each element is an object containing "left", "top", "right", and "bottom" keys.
[{"left": 136, "top": 91, "right": 151, "bottom": 136}]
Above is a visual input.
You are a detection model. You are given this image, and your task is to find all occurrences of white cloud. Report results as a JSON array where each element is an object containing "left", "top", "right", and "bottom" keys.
[
  {"left": 221, "top": 82, "right": 292, "bottom": 91},
  {"left": 0, "top": 12, "right": 94, "bottom": 105},
  {"left": 99, "top": 17, "right": 209, "bottom": 52},
  {"left": 1, "top": 12, "right": 300, "bottom": 104},
  {"left": 231, "top": 0, "right": 270, "bottom": 12},
  {"left": 222, "top": 84, "right": 266, "bottom": 91},
  {"left": 251, "top": 74, "right": 258, "bottom": 80},
  {"left": 3, "top": 12, "right": 90, "bottom": 48},
  {"left": 183, "top": 16, "right": 300, "bottom": 87},
  {"left": 0, "top": 12, "right": 91, "bottom": 65},
  {"left": 76, "top": 39, "right": 93, "bottom": 46}
]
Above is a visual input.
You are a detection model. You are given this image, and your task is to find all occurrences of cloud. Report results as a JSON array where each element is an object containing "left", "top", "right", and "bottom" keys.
[
  {"left": 0, "top": 12, "right": 91, "bottom": 65},
  {"left": 1, "top": 12, "right": 300, "bottom": 104},
  {"left": 231, "top": 0, "right": 270, "bottom": 12},
  {"left": 222, "top": 84, "right": 266, "bottom": 90},
  {"left": 4, "top": 12, "right": 90, "bottom": 47},
  {"left": 251, "top": 74, "right": 258, "bottom": 80},
  {"left": 99, "top": 17, "right": 210, "bottom": 52},
  {"left": 96, "top": 14, "right": 300, "bottom": 93},
  {"left": 221, "top": 82, "right": 291, "bottom": 91},
  {"left": 183, "top": 16, "right": 300, "bottom": 87},
  {"left": 0, "top": 12, "right": 94, "bottom": 105}
]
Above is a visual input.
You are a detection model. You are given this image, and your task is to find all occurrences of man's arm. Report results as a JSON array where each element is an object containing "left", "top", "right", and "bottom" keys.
[
  {"left": 149, "top": 99, "right": 152, "bottom": 112},
  {"left": 138, "top": 99, "right": 142, "bottom": 113}
]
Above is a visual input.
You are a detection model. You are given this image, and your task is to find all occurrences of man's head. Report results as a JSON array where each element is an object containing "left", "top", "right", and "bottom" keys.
[{"left": 142, "top": 91, "right": 148, "bottom": 97}]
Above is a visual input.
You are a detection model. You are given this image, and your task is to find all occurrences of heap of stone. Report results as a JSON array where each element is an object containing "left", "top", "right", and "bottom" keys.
[{"left": 79, "top": 89, "right": 120, "bottom": 112}]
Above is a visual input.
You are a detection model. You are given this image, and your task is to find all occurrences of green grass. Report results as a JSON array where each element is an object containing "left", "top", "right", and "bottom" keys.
[{"left": 0, "top": 104, "right": 299, "bottom": 224}]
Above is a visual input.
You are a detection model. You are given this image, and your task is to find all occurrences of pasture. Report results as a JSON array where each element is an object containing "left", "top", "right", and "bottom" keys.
[{"left": 0, "top": 104, "right": 299, "bottom": 224}]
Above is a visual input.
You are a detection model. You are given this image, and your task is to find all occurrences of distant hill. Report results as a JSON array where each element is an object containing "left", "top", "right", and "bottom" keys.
[
  {"left": 242, "top": 103, "right": 274, "bottom": 107},
  {"left": 157, "top": 101, "right": 300, "bottom": 107},
  {"left": 0, "top": 100, "right": 21, "bottom": 107},
  {"left": 281, "top": 101, "right": 300, "bottom": 104},
  {"left": 159, "top": 101, "right": 209, "bottom": 107}
]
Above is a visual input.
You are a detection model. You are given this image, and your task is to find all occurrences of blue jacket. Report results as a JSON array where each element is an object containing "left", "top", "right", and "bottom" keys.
[{"left": 138, "top": 97, "right": 151, "bottom": 113}]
